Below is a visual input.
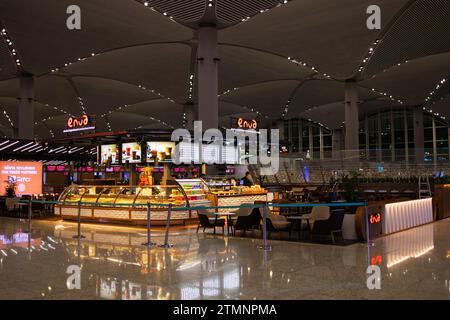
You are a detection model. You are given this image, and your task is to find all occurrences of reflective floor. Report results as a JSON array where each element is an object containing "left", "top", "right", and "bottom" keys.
[{"left": 0, "top": 217, "right": 449, "bottom": 299}]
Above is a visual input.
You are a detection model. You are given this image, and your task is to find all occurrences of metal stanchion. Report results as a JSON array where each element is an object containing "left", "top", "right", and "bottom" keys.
[
  {"left": 72, "top": 200, "right": 85, "bottom": 239},
  {"left": 142, "top": 203, "right": 156, "bottom": 247},
  {"left": 24, "top": 198, "right": 32, "bottom": 233},
  {"left": 158, "top": 203, "right": 173, "bottom": 248},
  {"left": 258, "top": 203, "right": 272, "bottom": 251}
]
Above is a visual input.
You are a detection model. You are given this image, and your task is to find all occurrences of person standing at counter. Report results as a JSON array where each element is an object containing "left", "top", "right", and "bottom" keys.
[{"left": 241, "top": 172, "right": 254, "bottom": 186}]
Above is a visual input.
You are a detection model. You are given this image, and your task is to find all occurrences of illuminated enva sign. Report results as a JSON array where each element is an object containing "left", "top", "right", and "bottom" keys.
[
  {"left": 63, "top": 115, "right": 96, "bottom": 133},
  {"left": 236, "top": 117, "right": 258, "bottom": 130}
]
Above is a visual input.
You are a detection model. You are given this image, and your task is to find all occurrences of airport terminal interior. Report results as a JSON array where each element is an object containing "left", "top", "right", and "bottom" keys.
[{"left": 0, "top": 0, "right": 449, "bottom": 300}]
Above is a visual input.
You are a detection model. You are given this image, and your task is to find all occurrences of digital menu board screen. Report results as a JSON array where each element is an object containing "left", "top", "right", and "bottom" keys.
[
  {"left": 122, "top": 142, "right": 142, "bottom": 163},
  {"left": 100, "top": 144, "right": 119, "bottom": 164},
  {"left": 0, "top": 161, "right": 43, "bottom": 196},
  {"left": 146, "top": 142, "right": 175, "bottom": 162}
]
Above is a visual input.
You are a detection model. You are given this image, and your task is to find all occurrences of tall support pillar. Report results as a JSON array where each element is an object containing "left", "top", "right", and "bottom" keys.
[
  {"left": 332, "top": 129, "right": 343, "bottom": 160},
  {"left": 308, "top": 122, "right": 313, "bottom": 160},
  {"left": 413, "top": 107, "right": 424, "bottom": 164},
  {"left": 319, "top": 127, "right": 324, "bottom": 160},
  {"left": 344, "top": 81, "right": 359, "bottom": 161},
  {"left": 18, "top": 74, "right": 34, "bottom": 139},
  {"left": 448, "top": 127, "right": 450, "bottom": 163},
  {"left": 432, "top": 118, "right": 437, "bottom": 167},
  {"left": 197, "top": 26, "right": 218, "bottom": 129},
  {"left": 404, "top": 110, "right": 409, "bottom": 167}
]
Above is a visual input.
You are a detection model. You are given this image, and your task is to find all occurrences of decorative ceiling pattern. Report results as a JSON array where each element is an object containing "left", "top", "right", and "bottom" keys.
[{"left": 0, "top": 0, "right": 449, "bottom": 138}]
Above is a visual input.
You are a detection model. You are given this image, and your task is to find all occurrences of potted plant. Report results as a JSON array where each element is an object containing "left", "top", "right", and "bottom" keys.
[{"left": 4, "top": 179, "right": 19, "bottom": 211}]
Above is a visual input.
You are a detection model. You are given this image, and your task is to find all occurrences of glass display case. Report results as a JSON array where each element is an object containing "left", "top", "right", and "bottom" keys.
[
  {"left": 58, "top": 185, "right": 188, "bottom": 207},
  {"left": 56, "top": 185, "right": 193, "bottom": 225},
  {"left": 204, "top": 177, "right": 237, "bottom": 193},
  {"left": 175, "top": 179, "right": 212, "bottom": 206}
]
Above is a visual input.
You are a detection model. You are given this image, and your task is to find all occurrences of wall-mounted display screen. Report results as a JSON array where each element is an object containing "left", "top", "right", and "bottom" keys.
[
  {"left": 146, "top": 142, "right": 175, "bottom": 162},
  {"left": 122, "top": 142, "right": 142, "bottom": 163},
  {"left": 100, "top": 144, "right": 119, "bottom": 164},
  {"left": 0, "top": 161, "right": 43, "bottom": 196}
]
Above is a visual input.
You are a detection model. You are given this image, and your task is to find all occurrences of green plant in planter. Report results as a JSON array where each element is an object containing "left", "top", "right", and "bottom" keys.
[
  {"left": 5, "top": 180, "right": 17, "bottom": 198},
  {"left": 337, "top": 171, "right": 361, "bottom": 203}
]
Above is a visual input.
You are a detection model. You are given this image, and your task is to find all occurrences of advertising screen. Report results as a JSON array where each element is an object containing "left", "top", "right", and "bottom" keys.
[
  {"left": 0, "top": 161, "right": 43, "bottom": 196},
  {"left": 100, "top": 144, "right": 119, "bottom": 164},
  {"left": 122, "top": 142, "right": 142, "bottom": 163},
  {"left": 146, "top": 142, "right": 175, "bottom": 162}
]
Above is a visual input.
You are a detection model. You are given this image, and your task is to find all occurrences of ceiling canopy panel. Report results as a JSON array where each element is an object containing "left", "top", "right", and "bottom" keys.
[
  {"left": 220, "top": 0, "right": 409, "bottom": 79},
  {"left": 287, "top": 80, "right": 344, "bottom": 117},
  {"left": 361, "top": 52, "right": 450, "bottom": 105},
  {"left": 0, "top": 78, "right": 18, "bottom": 98},
  {"left": 0, "top": 97, "right": 19, "bottom": 127},
  {"left": 141, "top": 0, "right": 207, "bottom": 24},
  {"left": 0, "top": 0, "right": 192, "bottom": 75},
  {"left": 220, "top": 79, "right": 299, "bottom": 118},
  {"left": 362, "top": 0, "right": 450, "bottom": 78},
  {"left": 72, "top": 76, "right": 160, "bottom": 116},
  {"left": 119, "top": 99, "right": 184, "bottom": 128},
  {"left": 34, "top": 76, "right": 80, "bottom": 115},
  {"left": 108, "top": 111, "right": 174, "bottom": 131},
  {"left": 216, "top": 0, "right": 282, "bottom": 26},
  {"left": 0, "top": 38, "right": 17, "bottom": 80},
  {"left": 62, "top": 43, "right": 191, "bottom": 102},
  {"left": 219, "top": 44, "right": 313, "bottom": 92},
  {"left": 219, "top": 101, "right": 256, "bottom": 117},
  {"left": 299, "top": 101, "right": 344, "bottom": 129}
]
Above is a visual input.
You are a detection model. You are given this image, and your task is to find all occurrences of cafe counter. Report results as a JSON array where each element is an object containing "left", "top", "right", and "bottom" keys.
[{"left": 54, "top": 184, "right": 199, "bottom": 225}]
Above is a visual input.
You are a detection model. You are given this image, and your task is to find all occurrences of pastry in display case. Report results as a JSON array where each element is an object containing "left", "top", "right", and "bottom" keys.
[
  {"left": 55, "top": 184, "right": 195, "bottom": 225},
  {"left": 175, "top": 179, "right": 212, "bottom": 206}
]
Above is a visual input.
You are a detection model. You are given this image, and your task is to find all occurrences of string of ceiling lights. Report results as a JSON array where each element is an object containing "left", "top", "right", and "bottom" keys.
[
  {"left": 134, "top": 115, "right": 174, "bottom": 130},
  {"left": 50, "top": 52, "right": 96, "bottom": 74},
  {"left": 138, "top": 0, "right": 292, "bottom": 25},
  {"left": 140, "top": 1, "right": 177, "bottom": 21},
  {"left": 2, "top": 109, "right": 14, "bottom": 127},
  {"left": 101, "top": 104, "right": 174, "bottom": 130},
  {"left": 422, "top": 77, "right": 447, "bottom": 120},
  {"left": 239, "top": 0, "right": 291, "bottom": 23},
  {"left": 188, "top": 74, "right": 194, "bottom": 100},
  {"left": 0, "top": 25, "right": 23, "bottom": 72}
]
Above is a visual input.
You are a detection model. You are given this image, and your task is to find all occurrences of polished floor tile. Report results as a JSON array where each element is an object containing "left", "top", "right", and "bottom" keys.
[{"left": 0, "top": 217, "right": 449, "bottom": 299}]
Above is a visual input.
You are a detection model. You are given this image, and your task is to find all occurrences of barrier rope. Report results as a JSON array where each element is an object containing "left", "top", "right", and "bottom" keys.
[{"left": 18, "top": 199, "right": 367, "bottom": 211}]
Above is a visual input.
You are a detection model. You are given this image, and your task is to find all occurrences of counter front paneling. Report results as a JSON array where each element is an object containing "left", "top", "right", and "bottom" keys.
[{"left": 214, "top": 192, "right": 274, "bottom": 212}]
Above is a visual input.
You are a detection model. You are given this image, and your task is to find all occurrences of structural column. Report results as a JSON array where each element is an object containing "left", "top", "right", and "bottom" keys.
[
  {"left": 18, "top": 74, "right": 34, "bottom": 139},
  {"left": 332, "top": 129, "right": 343, "bottom": 160},
  {"left": 197, "top": 26, "right": 218, "bottom": 129},
  {"left": 319, "top": 127, "right": 324, "bottom": 160},
  {"left": 344, "top": 80, "right": 359, "bottom": 160},
  {"left": 413, "top": 106, "right": 424, "bottom": 163}
]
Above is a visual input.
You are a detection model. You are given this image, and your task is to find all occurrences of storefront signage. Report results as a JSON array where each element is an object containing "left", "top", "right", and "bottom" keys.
[
  {"left": 0, "top": 161, "right": 43, "bottom": 195},
  {"left": 236, "top": 117, "right": 258, "bottom": 130},
  {"left": 365, "top": 206, "right": 383, "bottom": 240},
  {"left": 370, "top": 212, "right": 381, "bottom": 224},
  {"left": 122, "top": 142, "right": 142, "bottom": 163},
  {"left": 100, "top": 144, "right": 119, "bottom": 164},
  {"left": 63, "top": 115, "right": 96, "bottom": 133},
  {"left": 146, "top": 142, "right": 174, "bottom": 162},
  {"left": 370, "top": 255, "right": 382, "bottom": 266}
]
